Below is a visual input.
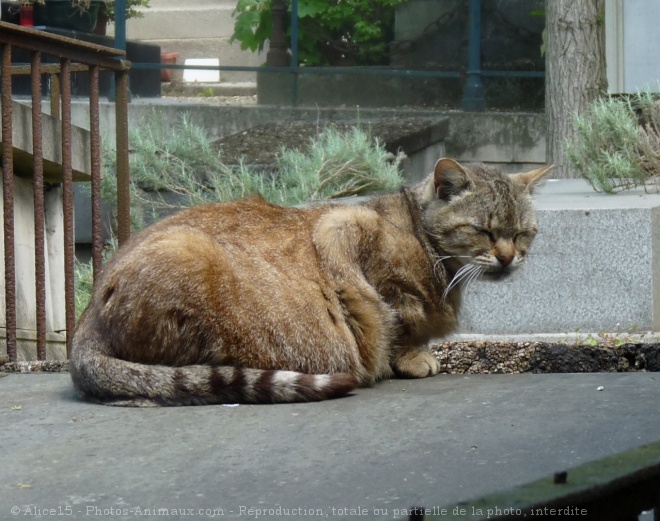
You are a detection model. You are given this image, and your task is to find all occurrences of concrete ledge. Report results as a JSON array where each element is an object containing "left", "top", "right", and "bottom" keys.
[
  {"left": 81, "top": 102, "right": 545, "bottom": 170},
  {"left": 0, "top": 329, "right": 67, "bottom": 362},
  {"left": 442, "top": 112, "right": 546, "bottom": 169},
  {"left": 162, "top": 82, "right": 257, "bottom": 97},
  {"left": 458, "top": 180, "right": 660, "bottom": 335},
  {"left": 2, "top": 100, "right": 91, "bottom": 182}
]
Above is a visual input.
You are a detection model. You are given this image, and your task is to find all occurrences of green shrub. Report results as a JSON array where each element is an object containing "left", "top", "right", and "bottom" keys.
[
  {"left": 567, "top": 91, "right": 660, "bottom": 193},
  {"left": 230, "top": 0, "right": 406, "bottom": 66}
]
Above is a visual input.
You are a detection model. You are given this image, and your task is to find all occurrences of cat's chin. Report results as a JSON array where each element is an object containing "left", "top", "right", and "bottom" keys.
[{"left": 481, "top": 268, "right": 515, "bottom": 281}]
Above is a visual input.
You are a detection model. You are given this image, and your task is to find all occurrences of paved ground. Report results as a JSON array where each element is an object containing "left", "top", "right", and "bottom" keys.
[{"left": 2, "top": 372, "right": 659, "bottom": 520}]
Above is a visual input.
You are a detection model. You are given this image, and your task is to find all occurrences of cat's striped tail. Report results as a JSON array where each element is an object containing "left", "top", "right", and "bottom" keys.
[{"left": 69, "top": 329, "right": 359, "bottom": 407}]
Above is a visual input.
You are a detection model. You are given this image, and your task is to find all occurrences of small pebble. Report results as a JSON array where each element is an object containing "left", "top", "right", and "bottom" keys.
[{"left": 597, "top": 386, "right": 604, "bottom": 391}]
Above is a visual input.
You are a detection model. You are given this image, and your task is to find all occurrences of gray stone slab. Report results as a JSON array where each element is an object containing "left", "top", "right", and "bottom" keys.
[{"left": 2, "top": 373, "right": 660, "bottom": 520}]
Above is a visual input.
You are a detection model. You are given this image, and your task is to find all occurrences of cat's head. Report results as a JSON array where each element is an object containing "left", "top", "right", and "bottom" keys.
[{"left": 415, "top": 158, "right": 552, "bottom": 280}]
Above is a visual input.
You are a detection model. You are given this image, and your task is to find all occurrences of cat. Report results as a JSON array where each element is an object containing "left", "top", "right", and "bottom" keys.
[{"left": 70, "top": 158, "right": 551, "bottom": 406}]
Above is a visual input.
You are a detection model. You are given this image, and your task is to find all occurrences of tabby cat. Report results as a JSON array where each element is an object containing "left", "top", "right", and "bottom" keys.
[{"left": 70, "top": 158, "right": 551, "bottom": 406}]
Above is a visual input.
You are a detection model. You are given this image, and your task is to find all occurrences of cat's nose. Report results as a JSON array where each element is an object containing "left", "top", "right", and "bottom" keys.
[{"left": 496, "top": 254, "right": 513, "bottom": 267}]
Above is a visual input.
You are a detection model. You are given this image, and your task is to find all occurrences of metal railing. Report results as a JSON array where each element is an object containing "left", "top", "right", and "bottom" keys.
[
  {"left": 122, "top": 0, "right": 544, "bottom": 110},
  {"left": 0, "top": 21, "right": 131, "bottom": 362}
]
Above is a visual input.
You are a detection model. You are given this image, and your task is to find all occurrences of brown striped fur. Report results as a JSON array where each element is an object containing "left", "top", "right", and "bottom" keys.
[{"left": 70, "top": 158, "right": 551, "bottom": 406}]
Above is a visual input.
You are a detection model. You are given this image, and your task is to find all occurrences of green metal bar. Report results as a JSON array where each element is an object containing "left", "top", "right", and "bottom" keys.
[
  {"left": 130, "top": 62, "right": 463, "bottom": 78},
  {"left": 129, "top": 63, "right": 542, "bottom": 80},
  {"left": 114, "top": 0, "right": 127, "bottom": 52},
  {"left": 462, "top": 0, "right": 485, "bottom": 111},
  {"left": 411, "top": 439, "right": 660, "bottom": 521}
]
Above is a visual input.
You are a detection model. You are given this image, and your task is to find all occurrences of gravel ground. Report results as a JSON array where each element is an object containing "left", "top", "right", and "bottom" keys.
[
  {"left": 163, "top": 95, "right": 258, "bottom": 107},
  {"left": 3, "top": 343, "right": 659, "bottom": 375},
  {"left": 430, "top": 341, "right": 660, "bottom": 374}
]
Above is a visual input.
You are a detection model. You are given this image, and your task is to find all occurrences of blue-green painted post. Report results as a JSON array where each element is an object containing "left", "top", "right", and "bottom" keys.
[
  {"left": 114, "top": 0, "right": 126, "bottom": 51},
  {"left": 291, "top": 0, "right": 299, "bottom": 67},
  {"left": 462, "top": 0, "right": 485, "bottom": 111},
  {"left": 109, "top": 0, "right": 130, "bottom": 102},
  {"left": 291, "top": 0, "right": 299, "bottom": 106}
]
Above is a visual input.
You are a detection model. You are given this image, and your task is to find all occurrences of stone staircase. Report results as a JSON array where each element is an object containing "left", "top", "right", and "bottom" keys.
[{"left": 122, "top": 0, "right": 267, "bottom": 85}]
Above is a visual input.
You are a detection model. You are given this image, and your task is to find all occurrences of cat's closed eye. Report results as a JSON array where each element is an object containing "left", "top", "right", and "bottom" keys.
[{"left": 474, "top": 227, "right": 495, "bottom": 241}]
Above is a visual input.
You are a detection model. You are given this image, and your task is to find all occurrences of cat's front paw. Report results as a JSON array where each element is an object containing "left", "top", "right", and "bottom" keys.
[{"left": 392, "top": 349, "right": 440, "bottom": 379}]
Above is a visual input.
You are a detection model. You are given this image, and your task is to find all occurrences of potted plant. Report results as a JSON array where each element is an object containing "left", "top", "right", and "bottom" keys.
[
  {"left": 19, "top": 1, "right": 36, "bottom": 26},
  {"left": 94, "top": 0, "right": 150, "bottom": 35},
  {"left": 30, "top": 0, "right": 104, "bottom": 32},
  {"left": 99, "top": 0, "right": 149, "bottom": 21},
  {"left": 16, "top": 0, "right": 149, "bottom": 33}
]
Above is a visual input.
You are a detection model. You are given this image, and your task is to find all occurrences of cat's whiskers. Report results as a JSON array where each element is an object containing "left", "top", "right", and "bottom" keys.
[
  {"left": 442, "top": 263, "right": 482, "bottom": 301},
  {"left": 463, "top": 264, "right": 484, "bottom": 293},
  {"left": 432, "top": 255, "right": 472, "bottom": 281},
  {"left": 442, "top": 265, "right": 472, "bottom": 300}
]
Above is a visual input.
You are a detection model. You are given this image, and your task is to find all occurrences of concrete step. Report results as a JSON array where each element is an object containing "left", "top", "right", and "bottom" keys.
[
  {"left": 147, "top": 0, "right": 235, "bottom": 9},
  {"left": 149, "top": 38, "right": 267, "bottom": 83},
  {"left": 119, "top": 0, "right": 266, "bottom": 83},
  {"left": 151, "top": 38, "right": 266, "bottom": 67},
  {"left": 126, "top": 5, "right": 237, "bottom": 40}
]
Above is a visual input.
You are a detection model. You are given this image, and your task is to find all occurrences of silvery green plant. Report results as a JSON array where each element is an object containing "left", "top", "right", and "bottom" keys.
[{"left": 567, "top": 90, "right": 660, "bottom": 193}]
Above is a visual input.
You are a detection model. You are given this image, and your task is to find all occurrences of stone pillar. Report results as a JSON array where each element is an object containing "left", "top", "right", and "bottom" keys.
[{"left": 266, "top": 0, "right": 290, "bottom": 67}]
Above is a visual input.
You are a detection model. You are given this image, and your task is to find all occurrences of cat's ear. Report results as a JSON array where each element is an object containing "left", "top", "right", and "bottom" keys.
[
  {"left": 432, "top": 158, "right": 474, "bottom": 201},
  {"left": 510, "top": 164, "right": 553, "bottom": 193}
]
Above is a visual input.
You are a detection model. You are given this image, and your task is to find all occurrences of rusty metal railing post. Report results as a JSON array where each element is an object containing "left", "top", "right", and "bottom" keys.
[
  {"left": 59, "top": 58, "right": 75, "bottom": 357},
  {"left": 88, "top": 65, "right": 103, "bottom": 280},
  {"left": 114, "top": 68, "right": 131, "bottom": 246},
  {"left": 1, "top": 43, "right": 16, "bottom": 362},
  {"left": 0, "top": 22, "right": 130, "bottom": 361},
  {"left": 31, "top": 50, "right": 47, "bottom": 361}
]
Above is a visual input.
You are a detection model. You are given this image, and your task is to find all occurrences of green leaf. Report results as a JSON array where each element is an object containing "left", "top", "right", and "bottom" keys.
[{"left": 297, "top": 0, "right": 327, "bottom": 19}]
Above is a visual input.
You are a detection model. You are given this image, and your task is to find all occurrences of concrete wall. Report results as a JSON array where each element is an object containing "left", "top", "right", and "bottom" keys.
[
  {"left": 606, "top": 0, "right": 660, "bottom": 93},
  {"left": 441, "top": 112, "right": 545, "bottom": 173},
  {"left": 75, "top": 101, "right": 546, "bottom": 169},
  {"left": 392, "top": 0, "right": 545, "bottom": 72}
]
